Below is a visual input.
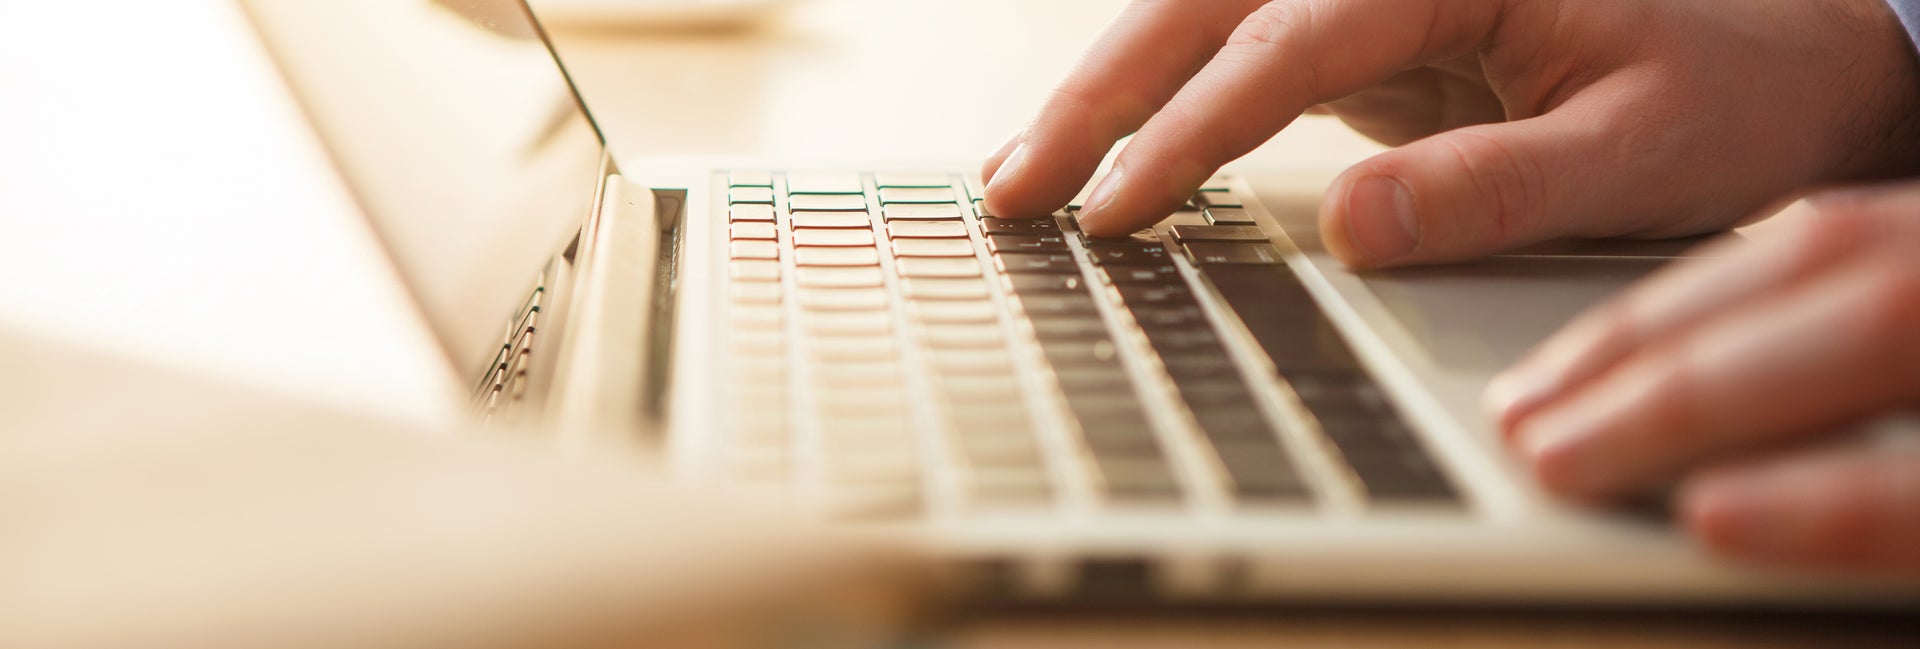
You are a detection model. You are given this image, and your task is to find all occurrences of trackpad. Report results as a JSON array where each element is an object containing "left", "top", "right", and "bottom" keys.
[{"left": 1362, "top": 257, "right": 1670, "bottom": 376}]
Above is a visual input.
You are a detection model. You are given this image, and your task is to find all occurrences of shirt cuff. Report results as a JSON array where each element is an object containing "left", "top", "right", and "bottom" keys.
[{"left": 1894, "top": 0, "right": 1920, "bottom": 53}]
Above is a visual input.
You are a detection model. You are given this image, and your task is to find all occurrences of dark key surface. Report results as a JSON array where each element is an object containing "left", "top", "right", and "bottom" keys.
[
  {"left": 1194, "top": 189, "right": 1243, "bottom": 208},
  {"left": 1161, "top": 352, "right": 1240, "bottom": 380},
  {"left": 1171, "top": 224, "right": 1268, "bottom": 242},
  {"left": 1114, "top": 284, "right": 1194, "bottom": 305},
  {"left": 1005, "top": 273, "right": 1089, "bottom": 294},
  {"left": 996, "top": 252, "right": 1081, "bottom": 274},
  {"left": 979, "top": 217, "right": 1061, "bottom": 236},
  {"left": 1102, "top": 264, "right": 1183, "bottom": 286},
  {"left": 1184, "top": 241, "right": 1283, "bottom": 265},
  {"left": 1199, "top": 265, "right": 1458, "bottom": 504},
  {"left": 1040, "top": 339, "right": 1121, "bottom": 365},
  {"left": 1015, "top": 293, "right": 1101, "bottom": 316},
  {"left": 1030, "top": 316, "right": 1113, "bottom": 340},
  {"left": 1199, "top": 265, "right": 1359, "bottom": 372},
  {"left": 987, "top": 233, "right": 1070, "bottom": 254},
  {"left": 1087, "top": 244, "right": 1171, "bottom": 266},
  {"left": 1205, "top": 207, "right": 1257, "bottom": 225}
]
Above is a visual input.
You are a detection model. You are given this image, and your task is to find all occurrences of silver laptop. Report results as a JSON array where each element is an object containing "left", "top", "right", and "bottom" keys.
[{"left": 239, "top": 0, "right": 1916, "bottom": 605}]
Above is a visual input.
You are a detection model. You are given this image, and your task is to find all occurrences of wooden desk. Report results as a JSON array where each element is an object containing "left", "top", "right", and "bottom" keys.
[{"left": 540, "top": 1, "right": 1918, "bottom": 645}]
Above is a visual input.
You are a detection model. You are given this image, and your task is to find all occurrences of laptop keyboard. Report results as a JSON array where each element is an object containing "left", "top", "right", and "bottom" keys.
[{"left": 718, "top": 170, "right": 1457, "bottom": 519}]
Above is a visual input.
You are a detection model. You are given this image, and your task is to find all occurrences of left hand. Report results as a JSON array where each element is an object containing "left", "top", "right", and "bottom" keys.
[{"left": 1486, "top": 179, "right": 1920, "bottom": 574}]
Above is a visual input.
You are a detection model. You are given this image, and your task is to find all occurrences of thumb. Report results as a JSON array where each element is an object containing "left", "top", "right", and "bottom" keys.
[{"left": 1320, "top": 108, "right": 1647, "bottom": 268}]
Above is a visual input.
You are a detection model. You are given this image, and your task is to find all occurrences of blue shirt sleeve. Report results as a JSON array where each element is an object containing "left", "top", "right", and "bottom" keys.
[{"left": 1894, "top": 0, "right": 1920, "bottom": 53}]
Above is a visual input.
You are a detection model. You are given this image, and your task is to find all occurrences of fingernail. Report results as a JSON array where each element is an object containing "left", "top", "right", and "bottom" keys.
[
  {"left": 1078, "top": 166, "right": 1125, "bottom": 234},
  {"left": 1344, "top": 175, "right": 1420, "bottom": 263},
  {"left": 986, "top": 141, "right": 1029, "bottom": 194},
  {"left": 1483, "top": 369, "right": 1558, "bottom": 435},
  {"left": 1516, "top": 405, "right": 1614, "bottom": 499}
]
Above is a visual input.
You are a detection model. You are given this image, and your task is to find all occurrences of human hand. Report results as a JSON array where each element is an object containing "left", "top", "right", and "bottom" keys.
[
  {"left": 982, "top": 0, "right": 1920, "bottom": 267},
  {"left": 1485, "top": 180, "right": 1920, "bottom": 574}
]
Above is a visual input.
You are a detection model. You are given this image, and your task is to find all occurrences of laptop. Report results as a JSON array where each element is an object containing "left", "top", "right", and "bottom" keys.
[{"left": 237, "top": 0, "right": 1916, "bottom": 605}]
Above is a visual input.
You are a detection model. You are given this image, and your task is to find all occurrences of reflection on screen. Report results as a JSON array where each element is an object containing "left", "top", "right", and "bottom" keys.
[{"left": 242, "top": 0, "right": 606, "bottom": 379}]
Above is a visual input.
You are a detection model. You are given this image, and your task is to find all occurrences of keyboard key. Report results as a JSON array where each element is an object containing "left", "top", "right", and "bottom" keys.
[
  {"left": 729, "top": 170, "right": 774, "bottom": 187},
  {"left": 730, "top": 222, "right": 777, "bottom": 240},
  {"left": 1013, "top": 293, "right": 1099, "bottom": 316},
  {"left": 790, "top": 194, "right": 869, "bottom": 211},
  {"left": 790, "top": 211, "right": 872, "bottom": 228},
  {"left": 1039, "top": 339, "right": 1119, "bottom": 365},
  {"left": 917, "top": 324, "right": 1007, "bottom": 348},
  {"left": 1086, "top": 244, "right": 1170, "bottom": 266},
  {"left": 785, "top": 172, "right": 864, "bottom": 194},
  {"left": 797, "top": 288, "right": 889, "bottom": 311},
  {"left": 807, "top": 337, "right": 899, "bottom": 362},
  {"left": 994, "top": 252, "right": 1079, "bottom": 274},
  {"left": 1171, "top": 224, "right": 1267, "bottom": 242},
  {"left": 1004, "top": 273, "right": 1087, "bottom": 294},
  {"left": 887, "top": 221, "right": 968, "bottom": 239},
  {"left": 1205, "top": 207, "right": 1257, "bottom": 225},
  {"left": 1142, "top": 327, "right": 1220, "bottom": 350},
  {"left": 883, "top": 203, "right": 965, "bottom": 220},
  {"left": 875, "top": 172, "right": 952, "bottom": 188},
  {"left": 795, "top": 246, "right": 880, "bottom": 267},
  {"left": 969, "top": 466, "right": 1052, "bottom": 504},
  {"left": 978, "top": 217, "right": 1060, "bottom": 236},
  {"left": 1184, "top": 241, "right": 1282, "bottom": 265},
  {"left": 1201, "top": 265, "right": 1358, "bottom": 371},
  {"left": 1102, "top": 264, "right": 1182, "bottom": 286},
  {"left": 986, "top": 233, "right": 1069, "bottom": 254},
  {"left": 972, "top": 199, "right": 993, "bottom": 218},
  {"left": 1195, "top": 189, "right": 1243, "bottom": 208},
  {"left": 730, "top": 259, "right": 780, "bottom": 282},
  {"left": 796, "top": 266, "right": 884, "bottom": 288},
  {"left": 1029, "top": 317, "right": 1112, "bottom": 340},
  {"left": 792, "top": 229, "right": 876, "bottom": 247},
  {"left": 729, "top": 204, "right": 776, "bottom": 222},
  {"left": 1115, "top": 284, "right": 1193, "bottom": 305},
  {"left": 803, "top": 312, "right": 894, "bottom": 337},
  {"left": 1054, "top": 365, "right": 1135, "bottom": 392},
  {"left": 1096, "top": 456, "right": 1181, "bottom": 502},
  {"left": 1161, "top": 352, "right": 1239, "bottom": 380},
  {"left": 878, "top": 187, "right": 958, "bottom": 204},
  {"left": 729, "top": 187, "right": 775, "bottom": 204},
  {"left": 729, "top": 240, "right": 779, "bottom": 260},
  {"left": 896, "top": 257, "right": 983, "bottom": 278},
  {"left": 1162, "top": 210, "right": 1211, "bottom": 227},
  {"left": 729, "top": 282, "right": 782, "bottom": 304},
  {"left": 1213, "top": 441, "right": 1309, "bottom": 501},
  {"left": 730, "top": 305, "right": 784, "bottom": 330},
  {"left": 927, "top": 350, "right": 1015, "bottom": 374},
  {"left": 1131, "top": 305, "right": 1207, "bottom": 329},
  {"left": 900, "top": 277, "right": 991, "bottom": 300},
  {"left": 909, "top": 300, "right": 1000, "bottom": 324},
  {"left": 892, "top": 238, "right": 976, "bottom": 257}
]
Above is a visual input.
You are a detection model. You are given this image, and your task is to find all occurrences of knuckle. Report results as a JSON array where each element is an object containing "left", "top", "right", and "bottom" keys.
[
  {"left": 1229, "top": 1, "right": 1312, "bottom": 50},
  {"left": 1869, "top": 253, "right": 1920, "bottom": 332},
  {"left": 1439, "top": 129, "right": 1548, "bottom": 244}
]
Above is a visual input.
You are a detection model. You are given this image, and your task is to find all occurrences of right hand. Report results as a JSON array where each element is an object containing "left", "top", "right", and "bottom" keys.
[{"left": 982, "top": 0, "right": 1920, "bottom": 268}]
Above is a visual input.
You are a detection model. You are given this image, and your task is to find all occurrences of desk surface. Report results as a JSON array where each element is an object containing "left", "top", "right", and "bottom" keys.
[{"left": 535, "top": 1, "right": 1919, "bottom": 646}]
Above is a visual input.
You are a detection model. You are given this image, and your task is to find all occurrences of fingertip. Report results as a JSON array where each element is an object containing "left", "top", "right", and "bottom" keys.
[
  {"left": 980, "top": 134, "right": 1022, "bottom": 187},
  {"left": 1677, "top": 474, "right": 1751, "bottom": 557}
]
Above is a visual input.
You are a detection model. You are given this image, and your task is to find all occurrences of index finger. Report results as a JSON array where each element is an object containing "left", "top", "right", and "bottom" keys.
[
  {"left": 980, "top": 0, "right": 1269, "bottom": 219},
  {"left": 1073, "top": 0, "right": 1513, "bottom": 236}
]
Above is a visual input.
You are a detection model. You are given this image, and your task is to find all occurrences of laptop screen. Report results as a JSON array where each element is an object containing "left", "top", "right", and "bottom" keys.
[{"left": 242, "top": 0, "right": 606, "bottom": 380}]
